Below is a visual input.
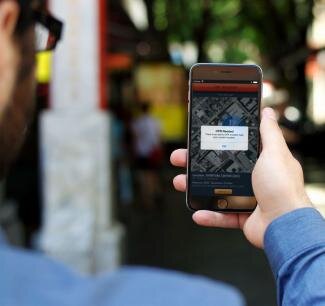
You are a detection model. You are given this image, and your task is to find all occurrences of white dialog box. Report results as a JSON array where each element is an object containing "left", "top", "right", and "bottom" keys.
[{"left": 200, "top": 126, "right": 248, "bottom": 151}]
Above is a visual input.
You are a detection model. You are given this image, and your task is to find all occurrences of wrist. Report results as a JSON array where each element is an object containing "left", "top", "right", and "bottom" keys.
[
  {"left": 263, "top": 201, "right": 313, "bottom": 234},
  {"left": 264, "top": 207, "right": 325, "bottom": 276}
]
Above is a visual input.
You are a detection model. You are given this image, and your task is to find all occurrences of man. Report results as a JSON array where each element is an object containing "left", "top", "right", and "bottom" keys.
[
  {"left": 1, "top": 1, "right": 325, "bottom": 306},
  {"left": 0, "top": 1, "right": 244, "bottom": 305}
]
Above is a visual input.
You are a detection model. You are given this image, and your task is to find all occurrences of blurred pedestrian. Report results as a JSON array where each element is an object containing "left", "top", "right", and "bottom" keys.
[
  {"left": 131, "top": 102, "right": 164, "bottom": 210},
  {"left": 111, "top": 104, "right": 133, "bottom": 207}
]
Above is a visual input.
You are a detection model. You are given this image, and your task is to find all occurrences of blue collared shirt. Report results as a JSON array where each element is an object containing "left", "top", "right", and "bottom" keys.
[
  {"left": 0, "top": 231, "right": 244, "bottom": 306},
  {"left": 1, "top": 207, "right": 324, "bottom": 306}
]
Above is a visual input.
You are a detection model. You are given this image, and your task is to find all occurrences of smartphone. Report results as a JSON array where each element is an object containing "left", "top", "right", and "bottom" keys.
[{"left": 187, "top": 63, "right": 262, "bottom": 212}]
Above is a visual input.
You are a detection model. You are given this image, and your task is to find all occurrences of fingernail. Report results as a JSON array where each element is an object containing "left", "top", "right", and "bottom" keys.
[{"left": 263, "top": 107, "right": 277, "bottom": 120}]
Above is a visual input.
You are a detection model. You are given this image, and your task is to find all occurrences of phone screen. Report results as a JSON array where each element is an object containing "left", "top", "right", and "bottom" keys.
[{"left": 188, "top": 72, "right": 261, "bottom": 211}]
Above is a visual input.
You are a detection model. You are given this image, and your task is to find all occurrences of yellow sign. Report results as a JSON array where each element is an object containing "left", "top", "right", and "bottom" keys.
[
  {"left": 135, "top": 63, "right": 187, "bottom": 141},
  {"left": 151, "top": 103, "right": 186, "bottom": 140}
]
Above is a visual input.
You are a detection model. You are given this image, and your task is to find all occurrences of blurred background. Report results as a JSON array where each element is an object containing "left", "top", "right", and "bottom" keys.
[{"left": 1, "top": 0, "right": 325, "bottom": 305}]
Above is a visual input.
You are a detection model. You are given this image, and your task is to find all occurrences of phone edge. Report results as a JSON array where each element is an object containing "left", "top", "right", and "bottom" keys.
[{"left": 186, "top": 63, "right": 263, "bottom": 213}]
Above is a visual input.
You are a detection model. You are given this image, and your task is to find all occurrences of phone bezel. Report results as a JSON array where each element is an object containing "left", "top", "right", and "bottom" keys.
[{"left": 186, "top": 63, "right": 263, "bottom": 213}]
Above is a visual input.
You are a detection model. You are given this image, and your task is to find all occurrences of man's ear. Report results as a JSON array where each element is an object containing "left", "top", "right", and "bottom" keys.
[{"left": 0, "top": 0, "right": 20, "bottom": 38}]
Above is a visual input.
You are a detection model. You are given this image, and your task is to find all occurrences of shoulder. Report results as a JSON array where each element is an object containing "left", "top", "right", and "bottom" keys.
[{"left": 103, "top": 266, "right": 245, "bottom": 306}]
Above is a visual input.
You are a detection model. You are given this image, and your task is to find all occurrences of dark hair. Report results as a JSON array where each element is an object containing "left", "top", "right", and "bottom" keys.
[
  {"left": 15, "top": 0, "right": 34, "bottom": 34},
  {"left": 15, "top": 0, "right": 46, "bottom": 34},
  {"left": 0, "top": 0, "right": 44, "bottom": 35}
]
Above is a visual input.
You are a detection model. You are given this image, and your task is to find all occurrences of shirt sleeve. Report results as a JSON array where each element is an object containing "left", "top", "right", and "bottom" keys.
[{"left": 264, "top": 207, "right": 325, "bottom": 306}]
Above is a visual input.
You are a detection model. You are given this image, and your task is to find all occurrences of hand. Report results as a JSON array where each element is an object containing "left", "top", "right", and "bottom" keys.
[{"left": 170, "top": 107, "right": 312, "bottom": 248}]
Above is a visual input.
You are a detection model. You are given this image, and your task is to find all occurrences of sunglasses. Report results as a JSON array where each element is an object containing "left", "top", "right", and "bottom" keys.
[{"left": 33, "top": 10, "right": 64, "bottom": 52}]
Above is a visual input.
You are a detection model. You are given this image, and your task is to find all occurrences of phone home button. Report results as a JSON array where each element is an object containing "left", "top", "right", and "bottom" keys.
[{"left": 216, "top": 199, "right": 228, "bottom": 209}]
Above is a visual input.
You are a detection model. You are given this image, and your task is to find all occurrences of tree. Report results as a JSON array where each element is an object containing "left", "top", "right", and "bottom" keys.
[{"left": 149, "top": 0, "right": 314, "bottom": 119}]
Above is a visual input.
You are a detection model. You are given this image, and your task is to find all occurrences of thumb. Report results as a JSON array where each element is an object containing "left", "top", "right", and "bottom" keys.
[{"left": 260, "top": 107, "right": 288, "bottom": 153}]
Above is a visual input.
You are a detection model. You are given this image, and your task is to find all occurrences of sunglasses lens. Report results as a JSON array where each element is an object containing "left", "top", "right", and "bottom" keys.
[{"left": 35, "top": 23, "right": 57, "bottom": 51}]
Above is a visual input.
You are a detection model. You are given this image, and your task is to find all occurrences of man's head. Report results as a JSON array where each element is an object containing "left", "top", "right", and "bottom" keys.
[{"left": 0, "top": 0, "right": 46, "bottom": 178}]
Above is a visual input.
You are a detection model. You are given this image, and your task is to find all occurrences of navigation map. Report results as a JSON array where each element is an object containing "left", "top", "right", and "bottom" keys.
[{"left": 190, "top": 94, "right": 259, "bottom": 174}]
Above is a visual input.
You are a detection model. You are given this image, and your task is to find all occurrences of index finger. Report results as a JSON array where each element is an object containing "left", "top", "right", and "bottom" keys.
[{"left": 170, "top": 149, "right": 187, "bottom": 168}]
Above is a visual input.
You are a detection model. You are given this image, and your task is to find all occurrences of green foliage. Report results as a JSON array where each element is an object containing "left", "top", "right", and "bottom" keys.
[{"left": 152, "top": 0, "right": 314, "bottom": 64}]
